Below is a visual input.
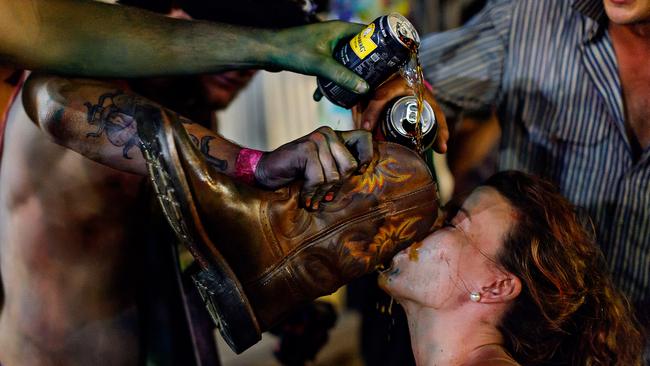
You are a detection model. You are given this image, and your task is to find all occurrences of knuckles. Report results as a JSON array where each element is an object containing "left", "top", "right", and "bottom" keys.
[
  {"left": 340, "top": 161, "right": 358, "bottom": 176},
  {"left": 315, "top": 126, "right": 335, "bottom": 135},
  {"left": 306, "top": 126, "right": 335, "bottom": 144},
  {"left": 328, "top": 173, "right": 341, "bottom": 183},
  {"left": 298, "top": 139, "right": 319, "bottom": 158},
  {"left": 309, "top": 131, "right": 327, "bottom": 145}
]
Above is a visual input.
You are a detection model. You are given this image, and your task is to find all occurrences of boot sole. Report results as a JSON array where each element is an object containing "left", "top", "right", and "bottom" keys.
[{"left": 139, "top": 117, "right": 261, "bottom": 353}]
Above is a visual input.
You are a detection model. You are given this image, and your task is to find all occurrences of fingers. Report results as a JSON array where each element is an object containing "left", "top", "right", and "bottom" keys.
[
  {"left": 359, "top": 76, "right": 411, "bottom": 131},
  {"left": 358, "top": 98, "right": 384, "bottom": 131},
  {"left": 301, "top": 127, "right": 373, "bottom": 210},
  {"left": 337, "top": 130, "right": 373, "bottom": 171},
  {"left": 320, "top": 22, "right": 368, "bottom": 93},
  {"left": 322, "top": 129, "right": 360, "bottom": 179},
  {"left": 313, "top": 88, "right": 323, "bottom": 102},
  {"left": 351, "top": 100, "right": 369, "bottom": 129},
  {"left": 309, "top": 21, "right": 368, "bottom": 96},
  {"left": 317, "top": 58, "right": 368, "bottom": 94},
  {"left": 300, "top": 140, "right": 327, "bottom": 210},
  {"left": 351, "top": 105, "right": 362, "bottom": 129},
  {"left": 309, "top": 132, "right": 341, "bottom": 209},
  {"left": 260, "top": 126, "right": 373, "bottom": 210}
]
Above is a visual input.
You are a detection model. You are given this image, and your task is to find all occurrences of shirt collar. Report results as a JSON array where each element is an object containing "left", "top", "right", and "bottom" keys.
[
  {"left": 572, "top": 0, "right": 605, "bottom": 20},
  {"left": 572, "top": 0, "right": 606, "bottom": 41}
]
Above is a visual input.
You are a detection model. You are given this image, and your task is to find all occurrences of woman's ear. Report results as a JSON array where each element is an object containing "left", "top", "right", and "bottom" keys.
[{"left": 479, "top": 274, "right": 521, "bottom": 303}]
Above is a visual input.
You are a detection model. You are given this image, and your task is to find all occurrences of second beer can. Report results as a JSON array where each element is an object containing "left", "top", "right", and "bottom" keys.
[{"left": 380, "top": 96, "right": 437, "bottom": 151}]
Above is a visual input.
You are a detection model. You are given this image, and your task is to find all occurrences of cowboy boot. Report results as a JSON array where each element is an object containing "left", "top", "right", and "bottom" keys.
[{"left": 138, "top": 114, "right": 439, "bottom": 353}]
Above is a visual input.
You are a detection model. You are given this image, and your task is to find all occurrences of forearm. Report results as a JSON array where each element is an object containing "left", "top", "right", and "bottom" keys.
[
  {"left": 0, "top": 0, "right": 272, "bottom": 77},
  {"left": 23, "top": 74, "right": 243, "bottom": 176}
]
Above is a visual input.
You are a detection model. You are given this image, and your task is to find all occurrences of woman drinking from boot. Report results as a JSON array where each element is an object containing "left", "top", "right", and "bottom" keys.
[{"left": 380, "top": 170, "right": 644, "bottom": 366}]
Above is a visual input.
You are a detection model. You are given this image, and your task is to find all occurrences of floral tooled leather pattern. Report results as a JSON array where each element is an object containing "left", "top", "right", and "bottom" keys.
[
  {"left": 349, "top": 156, "right": 412, "bottom": 194},
  {"left": 369, "top": 215, "right": 422, "bottom": 263},
  {"left": 341, "top": 214, "right": 423, "bottom": 277}
]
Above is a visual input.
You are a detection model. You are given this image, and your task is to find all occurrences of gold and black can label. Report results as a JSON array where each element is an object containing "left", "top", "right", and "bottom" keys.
[{"left": 317, "top": 13, "right": 420, "bottom": 108}]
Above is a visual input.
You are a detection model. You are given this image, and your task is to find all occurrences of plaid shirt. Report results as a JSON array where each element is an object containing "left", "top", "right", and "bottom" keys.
[{"left": 420, "top": 0, "right": 650, "bottom": 310}]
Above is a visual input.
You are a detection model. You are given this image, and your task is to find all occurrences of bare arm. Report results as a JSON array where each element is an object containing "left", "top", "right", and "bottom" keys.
[
  {"left": 23, "top": 74, "right": 373, "bottom": 208},
  {"left": 23, "top": 73, "right": 239, "bottom": 176},
  {"left": 0, "top": 0, "right": 367, "bottom": 93}
]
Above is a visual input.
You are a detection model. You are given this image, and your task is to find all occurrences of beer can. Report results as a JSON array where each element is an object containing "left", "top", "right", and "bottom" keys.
[
  {"left": 317, "top": 13, "right": 420, "bottom": 108},
  {"left": 380, "top": 96, "right": 437, "bottom": 150}
]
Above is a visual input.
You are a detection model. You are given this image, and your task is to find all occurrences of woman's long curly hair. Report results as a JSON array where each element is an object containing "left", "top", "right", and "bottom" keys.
[{"left": 483, "top": 171, "right": 644, "bottom": 365}]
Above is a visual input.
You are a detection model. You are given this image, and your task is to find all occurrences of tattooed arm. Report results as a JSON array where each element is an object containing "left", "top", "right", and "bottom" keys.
[
  {"left": 23, "top": 74, "right": 373, "bottom": 208},
  {"left": 22, "top": 74, "right": 239, "bottom": 176}
]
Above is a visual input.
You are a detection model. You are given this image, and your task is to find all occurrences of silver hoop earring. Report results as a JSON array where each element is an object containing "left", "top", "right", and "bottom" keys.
[{"left": 470, "top": 292, "right": 481, "bottom": 302}]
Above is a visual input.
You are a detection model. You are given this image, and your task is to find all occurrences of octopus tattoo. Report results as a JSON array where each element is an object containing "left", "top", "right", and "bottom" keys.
[{"left": 84, "top": 91, "right": 156, "bottom": 159}]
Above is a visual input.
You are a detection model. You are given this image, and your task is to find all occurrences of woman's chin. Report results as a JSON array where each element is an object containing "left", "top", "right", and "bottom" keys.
[
  {"left": 377, "top": 264, "right": 400, "bottom": 292},
  {"left": 377, "top": 272, "right": 392, "bottom": 293}
]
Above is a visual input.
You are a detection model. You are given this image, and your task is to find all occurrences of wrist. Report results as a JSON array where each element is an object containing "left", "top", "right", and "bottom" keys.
[
  {"left": 235, "top": 148, "right": 264, "bottom": 185},
  {"left": 198, "top": 22, "right": 275, "bottom": 70},
  {"left": 221, "top": 26, "right": 280, "bottom": 70},
  {"left": 252, "top": 29, "right": 284, "bottom": 69}
]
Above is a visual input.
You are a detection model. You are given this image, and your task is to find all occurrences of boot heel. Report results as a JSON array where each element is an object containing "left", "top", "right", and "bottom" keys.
[{"left": 192, "top": 267, "right": 261, "bottom": 353}]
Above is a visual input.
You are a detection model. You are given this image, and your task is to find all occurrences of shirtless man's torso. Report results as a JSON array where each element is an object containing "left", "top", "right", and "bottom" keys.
[{"left": 0, "top": 93, "right": 144, "bottom": 365}]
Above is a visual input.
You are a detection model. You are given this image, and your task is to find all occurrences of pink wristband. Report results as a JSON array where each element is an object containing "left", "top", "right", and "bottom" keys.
[{"left": 234, "top": 148, "right": 264, "bottom": 185}]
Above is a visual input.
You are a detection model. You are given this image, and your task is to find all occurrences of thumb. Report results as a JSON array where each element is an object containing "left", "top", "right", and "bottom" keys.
[
  {"left": 337, "top": 130, "right": 373, "bottom": 168},
  {"left": 317, "top": 59, "right": 369, "bottom": 94},
  {"left": 313, "top": 88, "right": 323, "bottom": 102}
]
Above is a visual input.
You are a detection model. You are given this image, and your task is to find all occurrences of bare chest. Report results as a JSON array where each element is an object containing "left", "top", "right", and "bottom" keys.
[
  {"left": 611, "top": 26, "right": 650, "bottom": 151},
  {"left": 0, "top": 102, "right": 144, "bottom": 254},
  {"left": 620, "top": 71, "right": 650, "bottom": 145},
  {"left": 0, "top": 94, "right": 144, "bottom": 365}
]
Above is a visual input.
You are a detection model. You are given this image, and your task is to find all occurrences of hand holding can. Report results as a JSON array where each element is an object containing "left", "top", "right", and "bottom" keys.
[{"left": 316, "top": 13, "right": 420, "bottom": 108}]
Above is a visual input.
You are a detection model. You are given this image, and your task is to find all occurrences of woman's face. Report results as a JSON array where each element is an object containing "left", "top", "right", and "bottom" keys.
[{"left": 379, "top": 186, "right": 517, "bottom": 309}]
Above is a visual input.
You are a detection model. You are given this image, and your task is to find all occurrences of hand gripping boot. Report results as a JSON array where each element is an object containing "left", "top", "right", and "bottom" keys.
[{"left": 138, "top": 114, "right": 439, "bottom": 353}]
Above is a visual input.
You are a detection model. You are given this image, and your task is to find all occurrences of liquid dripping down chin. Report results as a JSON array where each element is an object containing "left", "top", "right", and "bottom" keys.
[
  {"left": 408, "top": 241, "right": 423, "bottom": 262},
  {"left": 378, "top": 264, "right": 400, "bottom": 277},
  {"left": 376, "top": 296, "right": 396, "bottom": 316},
  {"left": 377, "top": 262, "right": 400, "bottom": 291}
]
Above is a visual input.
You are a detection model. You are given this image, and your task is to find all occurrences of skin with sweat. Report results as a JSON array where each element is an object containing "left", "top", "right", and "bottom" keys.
[{"left": 380, "top": 187, "right": 521, "bottom": 366}]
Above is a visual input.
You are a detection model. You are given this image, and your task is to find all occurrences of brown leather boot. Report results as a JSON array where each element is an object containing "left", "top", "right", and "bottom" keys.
[{"left": 139, "top": 114, "right": 439, "bottom": 353}]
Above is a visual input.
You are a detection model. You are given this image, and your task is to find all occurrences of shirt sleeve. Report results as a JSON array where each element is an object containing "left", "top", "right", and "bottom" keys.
[{"left": 420, "top": 0, "right": 515, "bottom": 113}]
